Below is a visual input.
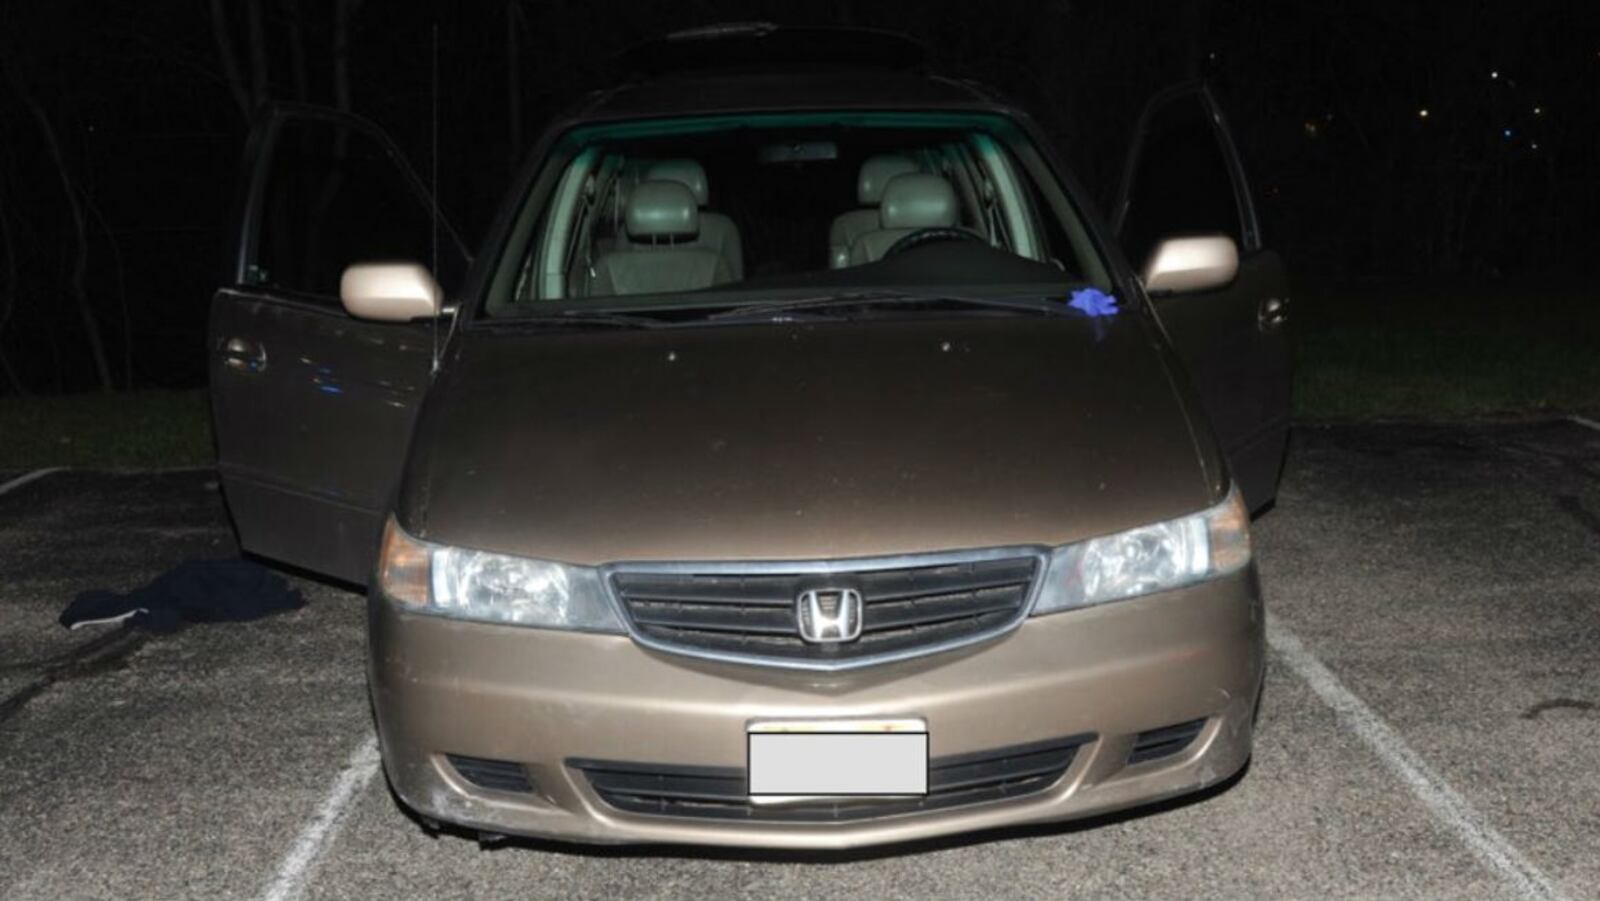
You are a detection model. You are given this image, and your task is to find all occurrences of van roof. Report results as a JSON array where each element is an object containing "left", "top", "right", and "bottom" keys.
[
  {"left": 576, "top": 25, "right": 1013, "bottom": 123},
  {"left": 615, "top": 23, "right": 928, "bottom": 76}
]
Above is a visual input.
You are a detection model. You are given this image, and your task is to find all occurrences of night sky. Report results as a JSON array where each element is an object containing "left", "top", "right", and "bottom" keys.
[{"left": 0, "top": 0, "right": 1595, "bottom": 393}]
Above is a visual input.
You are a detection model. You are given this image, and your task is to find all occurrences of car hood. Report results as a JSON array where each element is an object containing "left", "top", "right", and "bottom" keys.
[{"left": 400, "top": 309, "right": 1220, "bottom": 565}]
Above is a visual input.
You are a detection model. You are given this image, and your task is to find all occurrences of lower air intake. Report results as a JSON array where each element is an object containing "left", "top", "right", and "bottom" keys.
[
  {"left": 1128, "top": 719, "right": 1207, "bottom": 764},
  {"left": 446, "top": 754, "right": 535, "bottom": 793}
]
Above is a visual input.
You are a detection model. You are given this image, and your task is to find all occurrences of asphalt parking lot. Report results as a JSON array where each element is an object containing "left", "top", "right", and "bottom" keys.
[{"left": 2, "top": 421, "right": 1598, "bottom": 900}]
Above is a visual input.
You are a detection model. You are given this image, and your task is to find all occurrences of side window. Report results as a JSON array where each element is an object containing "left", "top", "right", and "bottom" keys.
[
  {"left": 246, "top": 118, "right": 441, "bottom": 300},
  {"left": 1016, "top": 171, "right": 1076, "bottom": 273},
  {"left": 516, "top": 146, "right": 598, "bottom": 302},
  {"left": 971, "top": 134, "right": 1049, "bottom": 262},
  {"left": 934, "top": 145, "right": 986, "bottom": 235},
  {"left": 563, "top": 155, "right": 626, "bottom": 297},
  {"left": 1119, "top": 95, "right": 1244, "bottom": 269},
  {"left": 1008, "top": 139, "right": 1111, "bottom": 287}
]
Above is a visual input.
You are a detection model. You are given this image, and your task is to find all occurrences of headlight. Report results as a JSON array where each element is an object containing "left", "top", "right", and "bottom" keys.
[
  {"left": 1032, "top": 485, "right": 1251, "bottom": 615},
  {"left": 376, "top": 517, "right": 624, "bottom": 632}
]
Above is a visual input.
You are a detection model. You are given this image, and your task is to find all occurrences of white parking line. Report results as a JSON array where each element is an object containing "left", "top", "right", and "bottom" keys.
[
  {"left": 0, "top": 467, "right": 66, "bottom": 498},
  {"left": 1569, "top": 414, "right": 1600, "bottom": 433},
  {"left": 1267, "top": 616, "right": 1569, "bottom": 901},
  {"left": 260, "top": 735, "right": 381, "bottom": 901}
]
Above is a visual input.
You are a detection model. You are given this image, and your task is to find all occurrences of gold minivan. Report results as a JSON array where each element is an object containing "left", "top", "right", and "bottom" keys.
[{"left": 209, "top": 25, "right": 1290, "bottom": 848}]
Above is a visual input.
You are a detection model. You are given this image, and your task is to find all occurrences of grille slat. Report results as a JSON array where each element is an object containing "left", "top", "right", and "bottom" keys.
[
  {"left": 571, "top": 733, "right": 1092, "bottom": 823},
  {"left": 627, "top": 602, "right": 797, "bottom": 634},
  {"left": 635, "top": 612, "right": 1015, "bottom": 659},
  {"left": 583, "top": 769, "right": 746, "bottom": 802},
  {"left": 861, "top": 587, "right": 1026, "bottom": 632},
  {"left": 858, "top": 560, "right": 1039, "bottom": 601},
  {"left": 619, "top": 588, "right": 795, "bottom": 607},
  {"left": 608, "top": 574, "right": 796, "bottom": 606},
  {"left": 929, "top": 743, "right": 1081, "bottom": 793},
  {"left": 611, "top": 554, "right": 1040, "bottom": 666}
]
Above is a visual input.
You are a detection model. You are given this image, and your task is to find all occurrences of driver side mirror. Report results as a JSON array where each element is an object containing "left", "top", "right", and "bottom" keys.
[
  {"left": 340, "top": 261, "right": 443, "bottom": 321},
  {"left": 1140, "top": 235, "right": 1239, "bottom": 295}
]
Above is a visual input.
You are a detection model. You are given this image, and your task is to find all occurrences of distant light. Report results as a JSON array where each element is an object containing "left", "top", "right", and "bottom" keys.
[
  {"left": 1208, "top": 51, "right": 1218, "bottom": 61},
  {"left": 1418, "top": 108, "right": 1430, "bottom": 119},
  {"left": 1490, "top": 70, "right": 1500, "bottom": 79},
  {"left": 1533, "top": 106, "right": 1543, "bottom": 115},
  {"left": 1531, "top": 142, "right": 1540, "bottom": 150},
  {"left": 1502, "top": 127, "right": 1514, "bottom": 138},
  {"left": 1303, "top": 120, "right": 1321, "bottom": 137}
]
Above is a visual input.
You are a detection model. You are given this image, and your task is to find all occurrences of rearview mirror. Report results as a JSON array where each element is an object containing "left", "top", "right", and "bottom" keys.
[
  {"left": 1140, "top": 235, "right": 1239, "bottom": 295},
  {"left": 340, "top": 262, "right": 442, "bottom": 321}
]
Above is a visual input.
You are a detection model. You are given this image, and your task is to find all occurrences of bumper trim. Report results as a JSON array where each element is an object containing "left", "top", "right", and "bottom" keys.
[{"left": 569, "top": 732, "right": 1094, "bottom": 822}]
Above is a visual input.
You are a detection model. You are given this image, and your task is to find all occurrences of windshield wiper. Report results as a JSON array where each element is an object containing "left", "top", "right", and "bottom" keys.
[
  {"left": 700, "top": 290, "right": 1070, "bottom": 322},
  {"left": 494, "top": 311, "right": 666, "bottom": 330}
]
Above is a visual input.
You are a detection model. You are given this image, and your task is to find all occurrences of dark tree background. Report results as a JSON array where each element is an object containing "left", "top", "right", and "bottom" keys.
[{"left": 0, "top": 0, "right": 1594, "bottom": 394}]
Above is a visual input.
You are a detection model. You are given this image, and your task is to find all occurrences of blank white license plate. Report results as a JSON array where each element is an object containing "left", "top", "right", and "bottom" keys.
[{"left": 747, "top": 719, "right": 928, "bottom": 798}]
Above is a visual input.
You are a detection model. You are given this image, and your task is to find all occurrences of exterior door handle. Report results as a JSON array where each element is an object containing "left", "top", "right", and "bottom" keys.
[
  {"left": 1258, "top": 296, "right": 1289, "bottom": 331},
  {"left": 222, "top": 336, "right": 268, "bottom": 373}
]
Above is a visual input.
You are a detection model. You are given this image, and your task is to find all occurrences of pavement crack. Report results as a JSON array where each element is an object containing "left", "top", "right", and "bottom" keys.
[
  {"left": 1503, "top": 443, "right": 1600, "bottom": 483},
  {"left": 0, "top": 627, "right": 149, "bottom": 726},
  {"left": 0, "top": 626, "right": 136, "bottom": 673},
  {"left": 1521, "top": 698, "right": 1597, "bottom": 720},
  {"left": 1554, "top": 494, "right": 1600, "bottom": 540}
]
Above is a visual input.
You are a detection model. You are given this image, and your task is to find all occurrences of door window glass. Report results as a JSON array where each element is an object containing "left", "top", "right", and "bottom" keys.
[
  {"left": 1120, "top": 95, "right": 1244, "bottom": 269},
  {"left": 246, "top": 118, "right": 442, "bottom": 299}
]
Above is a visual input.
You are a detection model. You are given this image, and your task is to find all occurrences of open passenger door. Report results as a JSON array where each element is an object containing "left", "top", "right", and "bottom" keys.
[
  {"left": 209, "top": 104, "right": 467, "bottom": 584},
  {"left": 1113, "top": 83, "right": 1291, "bottom": 512}
]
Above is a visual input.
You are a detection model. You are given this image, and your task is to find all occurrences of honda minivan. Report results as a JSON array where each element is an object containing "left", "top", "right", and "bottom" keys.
[{"left": 209, "top": 24, "right": 1290, "bottom": 848}]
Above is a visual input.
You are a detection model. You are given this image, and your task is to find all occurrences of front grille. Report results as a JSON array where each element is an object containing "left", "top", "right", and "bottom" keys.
[
  {"left": 610, "top": 554, "right": 1040, "bottom": 667},
  {"left": 446, "top": 754, "right": 536, "bottom": 793},
  {"left": 570, "top": 733, "right": 1091, "bottom": 822},
  {"left": 1128, "top": 719, "right": 1207, "bottom": 764}
]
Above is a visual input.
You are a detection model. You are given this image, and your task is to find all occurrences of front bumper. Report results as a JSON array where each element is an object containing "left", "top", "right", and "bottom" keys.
[{"left": 368, "top": 567, "right": 1264, "bottom": 849}]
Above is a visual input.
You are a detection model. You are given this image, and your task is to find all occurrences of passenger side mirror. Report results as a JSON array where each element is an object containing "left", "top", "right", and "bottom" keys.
[
  {"left": 1140, "top": 235, "right": 1239, "bottom": 295},
  {"left": 339, "top": 261, "right": 443, "bottom": 321}
]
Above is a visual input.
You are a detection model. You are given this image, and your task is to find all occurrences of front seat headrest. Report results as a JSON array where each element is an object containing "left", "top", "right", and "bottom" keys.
[
  {"left": 879, "top": 173, "right": 958, "bottom": 229},
  {"left": 645, "top": 159, "right": 709, "bottom": 206},
  {"left": 857, "top": 155, "right": 918, "bottom": 205},
  {"left": 626, "top": 180, "right": 700, "bottom": 240}
]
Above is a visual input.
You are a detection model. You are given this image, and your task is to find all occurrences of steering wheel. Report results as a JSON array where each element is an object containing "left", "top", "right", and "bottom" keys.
[{"left": 881, "top": 227, "right": 984, "bottom": 259}]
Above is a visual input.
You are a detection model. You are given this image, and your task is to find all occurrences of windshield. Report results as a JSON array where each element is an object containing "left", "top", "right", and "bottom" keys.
[{"left": 484, "top": 112, "right": 1110, "bottom": 319}]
